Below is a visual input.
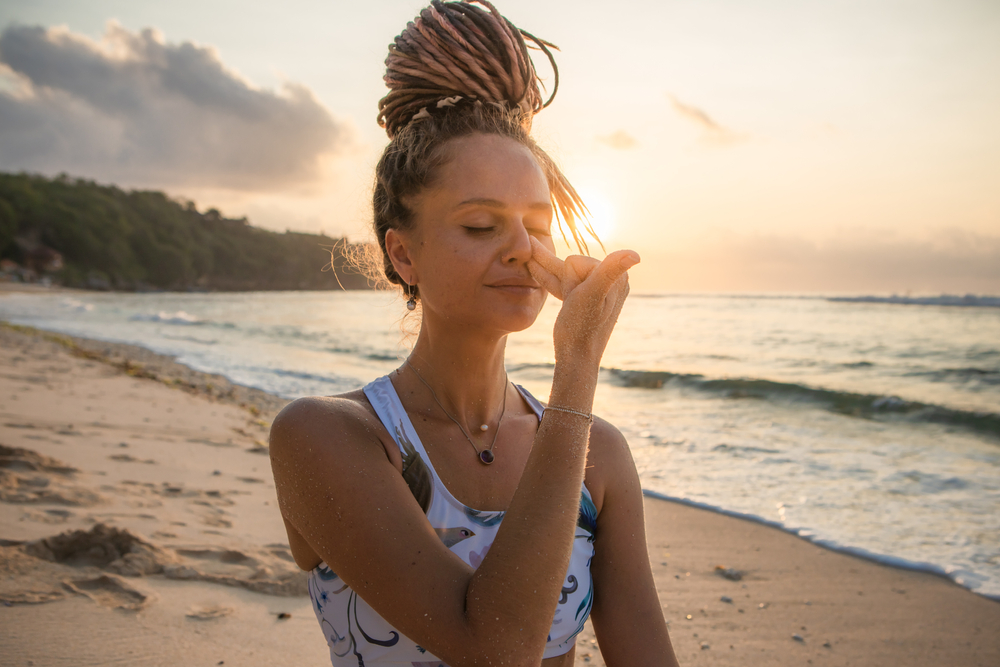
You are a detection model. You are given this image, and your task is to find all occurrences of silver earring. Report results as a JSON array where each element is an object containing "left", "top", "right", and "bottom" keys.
[{"left": 406, "top": 284, "right": 416, "bottom": 311}]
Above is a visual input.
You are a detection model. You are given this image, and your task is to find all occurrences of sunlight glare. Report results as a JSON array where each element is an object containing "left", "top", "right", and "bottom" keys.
[{"left": 575, "top": 187, "right": 617, "bottom": 246}]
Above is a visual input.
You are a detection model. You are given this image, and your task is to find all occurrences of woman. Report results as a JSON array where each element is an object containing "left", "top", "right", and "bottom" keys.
[{"left": 269, "top": 2, "right": 678, "bottom": 665}]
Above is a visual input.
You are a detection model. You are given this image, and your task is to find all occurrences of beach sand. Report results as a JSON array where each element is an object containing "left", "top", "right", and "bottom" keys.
[{"left": 1, "top": 321, "right": 997, "bottom": 666}]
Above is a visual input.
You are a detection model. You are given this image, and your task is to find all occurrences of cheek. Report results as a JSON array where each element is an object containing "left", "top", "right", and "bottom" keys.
[
  {"left": 441, "top": 234, "right": 495, "bottom": 266},
  {"left": 419, "top": 239, "right": 485, "bottom": 289}
]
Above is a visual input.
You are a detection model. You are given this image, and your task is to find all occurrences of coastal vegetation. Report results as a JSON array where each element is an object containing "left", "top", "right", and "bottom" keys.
[{"left": 0, "top": 172, "right": 370, "bottom": 291}]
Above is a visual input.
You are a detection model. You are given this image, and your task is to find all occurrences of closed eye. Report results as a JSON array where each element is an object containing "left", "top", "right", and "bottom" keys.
[{"left": 463, "top": 226, "right": 495, "bottom": 234}]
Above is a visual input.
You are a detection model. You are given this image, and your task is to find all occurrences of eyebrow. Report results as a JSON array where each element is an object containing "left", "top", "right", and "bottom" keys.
[{"left": 456, "top": 197, "right": 552, "bottom": 212}]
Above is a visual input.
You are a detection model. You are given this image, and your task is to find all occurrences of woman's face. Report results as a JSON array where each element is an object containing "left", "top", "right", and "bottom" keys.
[{"left": 391, "top": 132, "right": 556, "bottom": 335}]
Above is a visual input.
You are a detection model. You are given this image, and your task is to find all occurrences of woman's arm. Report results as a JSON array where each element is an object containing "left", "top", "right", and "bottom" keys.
[
  {"left": 586, "top": 420, "right": 679, "bottom": 667},
  {"left": 270, "top": 247, "right": 637, "bottom": 666},
  {"left": 271, "top": 389, "right": 592, "bottom": 665}
]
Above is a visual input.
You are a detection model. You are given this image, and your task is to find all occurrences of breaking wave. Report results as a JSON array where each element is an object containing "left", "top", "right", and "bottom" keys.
[
  {"left": 828, "top": 295, "right": 1000, "bottom": 308},
  {"left": 608, "top": 369, "right": 1000, "bottom": 439},
  {"left": 129, "top": 311, "right": 203, "bottom": 325}
]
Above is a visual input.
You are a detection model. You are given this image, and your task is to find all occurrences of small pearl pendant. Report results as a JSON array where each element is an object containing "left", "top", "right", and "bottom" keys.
[{"left": 480, "top": 424, "right": 489, "bottom": 431}]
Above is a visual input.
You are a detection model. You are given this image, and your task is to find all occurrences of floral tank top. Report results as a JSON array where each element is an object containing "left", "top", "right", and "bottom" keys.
[{"left": 307, "top": 375, "right": 597, "bottom": 666}]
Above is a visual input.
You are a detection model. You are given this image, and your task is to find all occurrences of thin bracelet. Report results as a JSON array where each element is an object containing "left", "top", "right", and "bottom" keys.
[{"left": 544, "top": 406, "right": 594, "bottom": 423}]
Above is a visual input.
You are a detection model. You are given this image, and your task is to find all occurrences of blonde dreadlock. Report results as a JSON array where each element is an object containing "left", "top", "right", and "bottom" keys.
[{"left": 368, "top": 0, "right": 599, "bottom": 301}]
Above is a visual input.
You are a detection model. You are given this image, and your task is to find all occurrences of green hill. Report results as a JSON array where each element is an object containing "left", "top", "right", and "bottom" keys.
[{"left": 0, "top": 172, "right": 371, "bottom": 291}]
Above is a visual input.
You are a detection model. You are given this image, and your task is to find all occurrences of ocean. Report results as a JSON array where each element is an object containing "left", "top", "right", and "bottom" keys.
[{"left": 2, "top": 289, "right": 998, "bottom": 599}]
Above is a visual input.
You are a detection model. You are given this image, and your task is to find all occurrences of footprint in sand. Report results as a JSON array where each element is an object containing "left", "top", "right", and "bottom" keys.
[
  {"left": 0, "top": 444, "right": 103, "bottom": 506},
  {"left": 178, "top": 548, "right": 253, "bottom": 565},
  {"left": 199, "top": 508, "right": 233, "bottom": 528},
  {"left": 108, "top": 482, "right": 243, "bottom": 516},
  {"left": 186, "top": 604, "right": 234, "bottom": 620},
  {"left": 21, "top": 508, "right": 75, "bottom": 524},
  {"left": 108, "top": 454, "right": 156, "bottom": 464},
  {"left": 63, "top": 574, "right": 153, "bottom": 611},
  {"left": 185, "top": 437, "right": 237, "bottom": 448},
  {"left": 265, "top": 544, "right": 296, "bottom": 563},
  {"left": 167, "top": 546, "right": 308, "bottom": 596},
  {"left": 162, "top": 484, "right": 241, "bottom": 505},
  {"left": 89, "top": 512, "right": 158, "bottom": 521},
  {"left": 237, "top": 476, "right": 265, "bottom": 484}
]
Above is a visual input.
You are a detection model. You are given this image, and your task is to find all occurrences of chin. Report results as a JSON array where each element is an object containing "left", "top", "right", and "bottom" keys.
[
  {"left": 438, "top": 290, "right": 546, "bottom": 334},
  {"left": 486, "top": 298, "right": 545, "bottom": 334}
]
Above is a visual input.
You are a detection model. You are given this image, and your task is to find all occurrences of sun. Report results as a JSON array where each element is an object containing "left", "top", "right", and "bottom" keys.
[{"left": 575, "top": 187, "right": 617, "bottom": 246}]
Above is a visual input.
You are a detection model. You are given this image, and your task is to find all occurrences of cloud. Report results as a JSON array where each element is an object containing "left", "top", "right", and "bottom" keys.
[
  {"left": 0, "top": 22, "right": 346, "bottom": 190},
  {"left": 596, "top": 130, "right": 638, "bottom": 150},
  {"left": 667, "top": 94, "right": 745, "bottom": 146}
]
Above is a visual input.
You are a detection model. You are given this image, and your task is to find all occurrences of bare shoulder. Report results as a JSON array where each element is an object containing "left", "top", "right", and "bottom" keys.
[
  {"left": 268, "top": 389, "right": 403, "bottom": 570},
  {"left": 269, "top": 389, "right": 384, "bottom": 454},
  {"left": 583, "top": 415, "right": 637, "bottom": 516}
]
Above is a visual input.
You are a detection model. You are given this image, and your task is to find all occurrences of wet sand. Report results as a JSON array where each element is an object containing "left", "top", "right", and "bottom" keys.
[{"left": 1, "top": 321, "right": 997, "bottom": 666}]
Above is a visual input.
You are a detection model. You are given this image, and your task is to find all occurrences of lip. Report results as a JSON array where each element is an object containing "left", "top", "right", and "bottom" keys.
[
  {"left": 486, "top": 278, "right": 541, "bottom": 295},
  {"left": 487, "top": 284, "right": 539, "bottom": 296},
  {"left": 487, "top": 277, "right": 541, "bottom": 289}
]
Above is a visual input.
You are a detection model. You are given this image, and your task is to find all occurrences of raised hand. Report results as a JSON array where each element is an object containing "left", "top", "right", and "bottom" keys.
[{"left": 527, "top": 237, "right": 639, "bottom": 367}]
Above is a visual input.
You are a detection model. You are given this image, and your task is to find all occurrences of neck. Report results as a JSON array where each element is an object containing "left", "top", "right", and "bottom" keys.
[{"left": 404, "top": 321, "right": 510, "bottom": 431}]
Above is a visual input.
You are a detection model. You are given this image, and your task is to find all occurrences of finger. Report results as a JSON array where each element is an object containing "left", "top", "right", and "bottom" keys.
[
  {"left": 527, "top": 258, "right": 564, "bottom": 300},
  {"left": 529, "top": 237, "right": 567, "bottom": 281},
  {"left": 598, "top": 273, "right": 630, "bottom": 328},
  {"left": 575, "top": 249, "right": 640, "bottom": 305},
  {"left": 611, "top": 272, "right": 630, "bottom": 312},
  {"left": 564, "top": 255, "right": 599, "bottom": 284}
]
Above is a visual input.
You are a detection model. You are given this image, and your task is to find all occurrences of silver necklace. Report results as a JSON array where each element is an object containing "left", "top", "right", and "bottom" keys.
[{"left": 405, "top": 359, "right": 508, "bottom": 465}]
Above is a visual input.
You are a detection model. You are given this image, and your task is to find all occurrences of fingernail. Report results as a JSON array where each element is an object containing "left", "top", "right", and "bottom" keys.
[{"left": 620, "top": 252, "right": 640, "bottom": 268}]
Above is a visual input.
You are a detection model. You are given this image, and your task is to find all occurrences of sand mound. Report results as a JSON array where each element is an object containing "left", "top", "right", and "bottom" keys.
[
  {"left": 1, "top": 525, "right": 308, "bottom": 608},
  {"left": 0, "top": 444, "right": 78, "bottom": 475},
  {"left": 24, "top": 523, "right": 170, "bottom": 576}
]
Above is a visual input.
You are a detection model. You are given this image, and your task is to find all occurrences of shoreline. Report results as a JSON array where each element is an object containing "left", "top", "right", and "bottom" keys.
[
  {"left": 644, "top": 490, "right": 1000, "bottom": 603},
  {"left": 0, "top": 282, "right": 85, "bottom": 295},
  {"left": 0, "top": 320, "right": 290, "bottom": 420},
  {"left": 1, "top": 322, "right": 999, "bottom": 665},
  {"left": 5, "top": 281, "right": 1000, "bottom": 303},
  {"left": 3, "top": 318, "right": 998, "bottom": 599}
]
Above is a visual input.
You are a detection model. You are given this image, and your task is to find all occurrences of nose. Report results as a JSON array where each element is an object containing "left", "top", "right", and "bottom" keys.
[{"left": 501, "top": 219, "right": 533, "bottom": 265}]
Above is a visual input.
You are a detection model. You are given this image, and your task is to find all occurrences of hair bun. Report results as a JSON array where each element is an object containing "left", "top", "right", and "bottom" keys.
[{"left": 378, "top": 0, "right": 559, "bottom": 138}]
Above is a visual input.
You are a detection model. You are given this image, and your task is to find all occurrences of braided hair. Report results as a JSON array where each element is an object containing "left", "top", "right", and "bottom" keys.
[{"left": 370, "top": 0, "right": 598, "bottom": 300}]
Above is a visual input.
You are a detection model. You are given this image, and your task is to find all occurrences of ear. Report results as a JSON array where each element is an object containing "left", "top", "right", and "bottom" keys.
[{"left": 384, "top": 227, "right": 417, "bottom": 286}]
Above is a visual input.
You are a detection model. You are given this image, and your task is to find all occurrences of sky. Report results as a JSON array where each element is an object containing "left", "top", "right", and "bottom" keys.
[{"left": 1, "top": 0, "right": 998, "bottom": 294}]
